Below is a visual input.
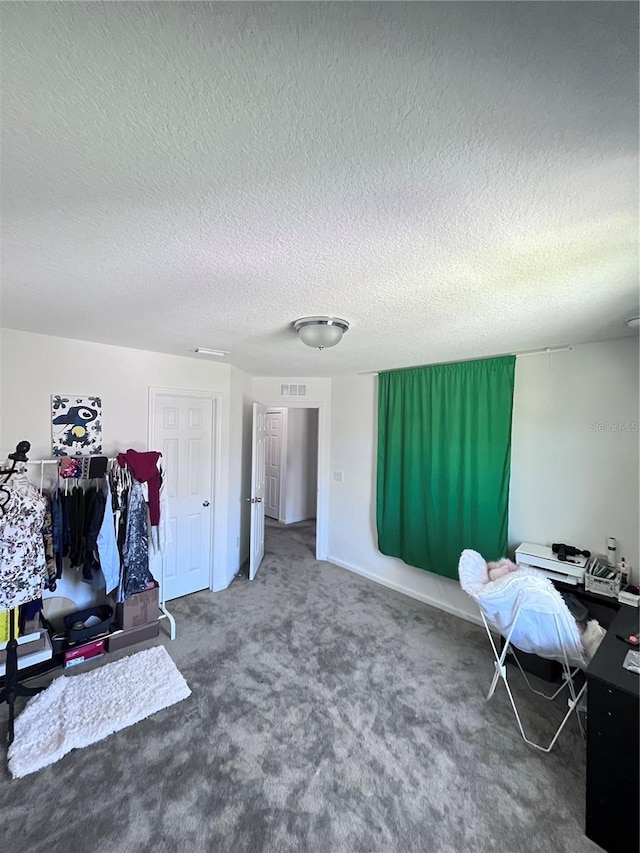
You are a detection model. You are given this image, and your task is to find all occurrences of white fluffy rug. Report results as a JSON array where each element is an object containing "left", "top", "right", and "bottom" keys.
[{"left": 8, "top": 645, "right": 191, "bottom": 779}]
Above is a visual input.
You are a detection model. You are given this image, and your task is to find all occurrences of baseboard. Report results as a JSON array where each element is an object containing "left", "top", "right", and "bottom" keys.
[
  {"left": 281, "top": 514, "right": 316, "bottom": 525},
  {"left": 326, "top": 554, "right": 483, "bottom": 628}
]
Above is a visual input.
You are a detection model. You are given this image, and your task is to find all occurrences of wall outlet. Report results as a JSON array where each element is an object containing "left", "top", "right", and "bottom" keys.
[{"left": 332, "top": 471, "right": 344, "bottom": 483}]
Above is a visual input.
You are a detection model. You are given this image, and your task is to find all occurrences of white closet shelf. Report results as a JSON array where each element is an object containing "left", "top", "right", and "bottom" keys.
[{"left": 0, "top": 630, "right": 52, "bottom": 677}]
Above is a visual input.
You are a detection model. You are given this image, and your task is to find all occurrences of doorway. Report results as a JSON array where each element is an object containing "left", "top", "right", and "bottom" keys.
[
  {"left": 264, "top": 406, "right": 318, "bottom": 568},
  {"left": 265, "top": 408, "right": 318, "bottom": 525},
  {"left": 248, "top": 404, "right": 320, "bottom": 580}
]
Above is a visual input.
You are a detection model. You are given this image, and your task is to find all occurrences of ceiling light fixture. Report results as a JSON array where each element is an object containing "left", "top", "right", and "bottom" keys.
[
  {"left": 625, "top": 317, "right": 640, "bottom": 330},
  {"left": 193, "top": 348, "right": 230, "bottom": 356},
  {"left": 293, "top": 316, "right": 350, "bottom": 350}
]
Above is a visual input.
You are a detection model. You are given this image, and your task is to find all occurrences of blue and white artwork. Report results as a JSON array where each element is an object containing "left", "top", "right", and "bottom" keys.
[{"left": 51, "top": 395, "right": 103, "bottom": 456}]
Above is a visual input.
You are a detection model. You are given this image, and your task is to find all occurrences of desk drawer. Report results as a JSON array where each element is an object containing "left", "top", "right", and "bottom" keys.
[
  {"left": 586, "top": 678, "right": 639, "bottom": 853},
  {"left": 588, "top": 679, "right": 638, "bottom": 742}
]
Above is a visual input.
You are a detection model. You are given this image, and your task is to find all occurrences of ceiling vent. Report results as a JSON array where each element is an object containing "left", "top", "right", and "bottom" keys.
[{"left": 280, "top": 383, "right": 307, "bottom": 397}]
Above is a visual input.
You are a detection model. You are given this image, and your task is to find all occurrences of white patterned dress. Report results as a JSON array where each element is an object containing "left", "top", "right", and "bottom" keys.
[{"left": 0, "top": 473, "right": 47, "bottom": 609}]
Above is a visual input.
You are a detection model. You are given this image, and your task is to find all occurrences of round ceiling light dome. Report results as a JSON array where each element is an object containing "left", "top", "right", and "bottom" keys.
[{"left": 293, "top": 316, "right": 350, "bottom": 350}]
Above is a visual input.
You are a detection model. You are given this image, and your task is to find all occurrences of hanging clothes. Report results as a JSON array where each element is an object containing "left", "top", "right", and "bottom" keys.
[
  {"left": 96, "top": 478, "right": 121, "bottom": 595},
  {"left": 118, "top": 493, "right": 128, "bottom": 561},
  {"left": 80, "top": 456, "right": 108, "bottom": 480},
  {"left": 120, "top": 481, "right": 155, "bottom": 600},
  {"left": 59, "top": 457, "right": 83, "bottom": 479},
  {"left": 49, "top": 489, "right": 64, "bottom": 579},
  {"left": 68, "top": 485, "right": 86, "bottom": 568},
  {"left": 117, "top": 450, "right": 161, "bottom": 526},
  {"left": 81, "top": 487, "right": 106, "bottom": 590},
  {"left": 40, "top": 494, "right": 57, "bottom": 591},
  {"left": 153, "top": 458, "right": 172, "bottom": 555},
  {"left": 0, "top": 471, "right": 47, "bottom": 609},
  {"left": 60, "top": 489, "right": 73, "bottom": 562}
]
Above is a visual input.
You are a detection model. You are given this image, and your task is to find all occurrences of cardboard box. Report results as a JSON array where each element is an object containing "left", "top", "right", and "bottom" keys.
[
  {"left": 64, "top": 637, "right": 105, "bottom": 668},
  {"left": 114, "top": 585, "right": 160, "bottom": 630},
  {"left": 106, "top": 620, "right": 160, "bottom": 652},
  {"left": 23, "top": 613, "right": 42, "bottom": 635}
]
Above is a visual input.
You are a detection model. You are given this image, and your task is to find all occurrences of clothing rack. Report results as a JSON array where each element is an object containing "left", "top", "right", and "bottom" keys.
[
  {"left": 25, "top": 457, "right": 176, "bottom": 641},
  {"left": 0, "top": 441, "right": 45, "bottom": 747}
]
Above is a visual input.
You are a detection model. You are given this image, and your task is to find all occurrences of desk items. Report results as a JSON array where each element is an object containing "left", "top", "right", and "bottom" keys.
[
  {"left": 552, "top": 542, "right": 591, "bottom": 560},
  {"left": 623, "top": 650, "right": 640, "bottom": 673},
  {"left": 618, "top": 584, "right": 640, "bottom": 607},
  {"left": 515, "top": 542, "right": 588, "bottom": 585},
  {"left": 585, "top": 556, "right": 622, "bottom": 598},
  {"left": 618, "top": 557, "right": 629, "bottom": 586}
]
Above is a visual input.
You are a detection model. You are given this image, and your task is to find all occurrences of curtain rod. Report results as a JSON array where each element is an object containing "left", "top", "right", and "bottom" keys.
[
  {"left": 516, "top": 345, "right": 572, "bottom": 357},
  {"left": 362, "top": 346, "right": 572, "bottom": 375}
]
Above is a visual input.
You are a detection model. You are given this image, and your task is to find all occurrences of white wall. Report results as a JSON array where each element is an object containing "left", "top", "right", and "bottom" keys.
[
  {"left": 0, "top": 329, "right": 237, "bottom": 605},
  {"left": 328, "top": 373, "right": 481, "bottom": 622},
  {"left": 328, "top": 338, "right": 640, "bottom": 625},
  {"left": 510, "top": 338, "right": 639, "bottom": 579},
  {"left": 284, "top": 408, "right": 318, "bottom": 524},
  {"left": 253, "top": 377, "right": 331, "bottom": 558}
]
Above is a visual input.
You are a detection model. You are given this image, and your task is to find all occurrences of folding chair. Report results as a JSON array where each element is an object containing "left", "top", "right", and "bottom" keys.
[{"left": 458, "top": 549, "right": 590, "bottom": 753}]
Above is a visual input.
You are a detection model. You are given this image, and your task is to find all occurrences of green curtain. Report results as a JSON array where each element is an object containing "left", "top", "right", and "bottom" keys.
[{"left": 376, "top": 356, "right": 516, "bottom": 579}]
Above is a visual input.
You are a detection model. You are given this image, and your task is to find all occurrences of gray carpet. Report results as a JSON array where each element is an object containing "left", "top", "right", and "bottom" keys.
[{"left": 0, "top": 519, "right": 599, "bottom": 853}]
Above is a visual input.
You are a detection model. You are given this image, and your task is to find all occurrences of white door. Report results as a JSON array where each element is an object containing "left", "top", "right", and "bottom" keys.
[
  {"left": 152, "top": 392, "right": 214, "bottom": 600},
  {"left": 265, "top": 409, "right": 285, "bottom": 520},
  {"left": 249, "top": 402, "right": 267, "bottom": 581}
]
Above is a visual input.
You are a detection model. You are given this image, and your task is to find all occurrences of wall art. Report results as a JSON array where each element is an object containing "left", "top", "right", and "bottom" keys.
[{"left": 51, "top": 395, "right": 102, "bottom": 456}]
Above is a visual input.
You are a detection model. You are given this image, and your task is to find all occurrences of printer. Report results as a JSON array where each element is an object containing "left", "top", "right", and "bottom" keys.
[{"left": 515, "top": 542, "right": 587, "bottom": 586}]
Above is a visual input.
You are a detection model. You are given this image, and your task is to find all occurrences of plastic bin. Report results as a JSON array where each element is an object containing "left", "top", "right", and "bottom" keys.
[{"left": 63, "top": 605, "right": 114, "bottom": 644}]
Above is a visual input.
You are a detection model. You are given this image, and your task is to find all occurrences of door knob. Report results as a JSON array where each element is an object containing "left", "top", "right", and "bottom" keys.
[{"left": 202, "top": 501, "right": 210, "bottom": 507}]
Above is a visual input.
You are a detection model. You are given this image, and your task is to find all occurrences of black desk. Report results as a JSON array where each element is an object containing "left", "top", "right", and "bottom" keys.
[
  {"left": 585, "top": 604, "right": 639, "bottom": 853},
  {"left": 553, "top": 580, "right": 621, "bottom": 629}
]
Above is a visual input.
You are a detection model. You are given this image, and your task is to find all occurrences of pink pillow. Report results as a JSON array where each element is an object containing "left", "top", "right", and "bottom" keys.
[{"left": 487, "top": 558, "right": 518, "bottom": 582}]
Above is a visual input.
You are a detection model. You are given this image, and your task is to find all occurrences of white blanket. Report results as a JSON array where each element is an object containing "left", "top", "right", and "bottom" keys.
[
  {"left": 8, "top": 645, "right": 191, "bottom": 779},
  {"left": 458, "top": 549, "right": 587, "bottom": 668}
]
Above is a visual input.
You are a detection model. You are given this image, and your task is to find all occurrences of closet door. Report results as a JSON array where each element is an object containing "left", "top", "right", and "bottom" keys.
[
  {"left": 151, "top": 392, "right": 215, "bottom": 600},
  {"left": 265, "top": 408, "right": 285, "bottom": 521}
]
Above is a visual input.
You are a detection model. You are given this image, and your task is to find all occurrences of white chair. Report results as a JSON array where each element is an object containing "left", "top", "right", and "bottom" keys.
[{"left": 458, "top": 549, "right": 591, "bottom": 753}]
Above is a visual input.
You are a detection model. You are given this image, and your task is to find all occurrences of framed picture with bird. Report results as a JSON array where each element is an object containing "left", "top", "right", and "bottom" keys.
[{"left": 51, "top": 395, "right": 103, "bottom": 456}]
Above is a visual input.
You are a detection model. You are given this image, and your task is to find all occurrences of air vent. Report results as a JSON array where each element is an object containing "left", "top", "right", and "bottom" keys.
[{"left": 279, "top": 383, "right": 307, "bottom": 397}]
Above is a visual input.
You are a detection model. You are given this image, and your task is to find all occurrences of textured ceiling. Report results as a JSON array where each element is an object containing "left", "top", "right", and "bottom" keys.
[{"left": 1, "top": 2, "right": 638, "bottom": 376}]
